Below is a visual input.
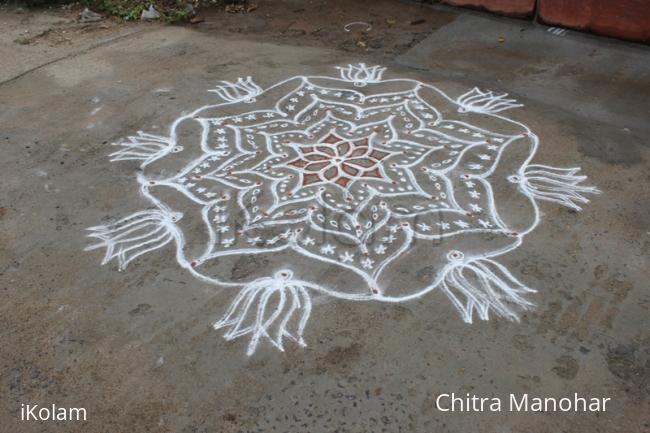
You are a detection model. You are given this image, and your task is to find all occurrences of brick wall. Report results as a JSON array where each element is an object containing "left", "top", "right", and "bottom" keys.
[
  {"left": 537, "top": 0, "right": 650, "bottom": 42},
  {"left": 433, "top": 0, "right": 650, "bottom": 43},
  {"left": 441, "top": 0, "right": 536, "bottom": 18}
]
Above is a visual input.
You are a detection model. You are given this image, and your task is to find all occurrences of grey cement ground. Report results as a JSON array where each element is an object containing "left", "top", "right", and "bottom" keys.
[{"left": 1, "top": 1, "right": 648, "bottom": 432}]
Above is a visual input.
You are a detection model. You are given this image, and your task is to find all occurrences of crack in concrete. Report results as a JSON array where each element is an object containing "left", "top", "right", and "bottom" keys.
[{"left": 0, "top": 27, "right": 152, "bottom": 88}]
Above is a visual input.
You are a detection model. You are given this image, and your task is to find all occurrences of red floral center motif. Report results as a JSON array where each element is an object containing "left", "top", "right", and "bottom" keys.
[{"left": 287, "top": 133, "right": 390, "bottom": 188}]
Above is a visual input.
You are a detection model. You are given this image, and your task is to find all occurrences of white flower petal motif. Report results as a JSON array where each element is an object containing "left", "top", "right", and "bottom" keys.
[
  {"left": 208, "top": 76, "right": 262, "bottom": 103},
  {"left": 109, "top": 131, "right": 178, "bottom": 167},
  {"left": 213, "top": 270, "right": 312, "bottom": 356},
  {"left": 439, "top": 257, "right": 536, "bottom": 323},
  {"left": 336, "top": 63, "right": 386, "bottom": 87},
  {"left": 85, "top": 209, "right": 182, "bottom": 270},
  {"left": 456, "top": 87, "right": 523, "bottom": 114},
  {"left": 513, "top": 165, "right": 601, "bottom": 211}
]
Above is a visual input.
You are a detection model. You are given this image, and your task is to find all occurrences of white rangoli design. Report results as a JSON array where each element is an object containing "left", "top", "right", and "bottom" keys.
[{"left": 87, "top": 64, "right": 598, "bottom": 356}]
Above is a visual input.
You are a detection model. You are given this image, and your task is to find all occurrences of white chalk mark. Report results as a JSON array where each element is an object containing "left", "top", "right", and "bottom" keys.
[
  {"left": 456, "top": 87, "right": 523, "bottom": 114},
  {"left": 213, "top": 270, "right": 311, "bottom": 356},
  {"left": 547, "top": 27, "right": 568, "bottom": 37},
  {"left": 85, "top": 209, "right": 181, "bottom": 270},
  {"left": 208, "top": 77, "right": 262, "bottom": 103},
  {"left": 335, "top": 63, "right": 386, "bottom": 87},
  {"left": 516, "top": 165, "right": 600, "bottom": 210},
  {"left": 439, "top": 256, "right": 535, "bottom": 323},
  {"left": 109, "top": 131, "right": 178, "bottom": 167},
  {"left": 343, "top": 21, "right": 372, "bottom": 32}
]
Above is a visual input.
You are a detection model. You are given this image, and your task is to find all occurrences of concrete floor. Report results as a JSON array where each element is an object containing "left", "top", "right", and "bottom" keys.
[{"left": 1, "top": 1, "right": 648, "bottom": 432}]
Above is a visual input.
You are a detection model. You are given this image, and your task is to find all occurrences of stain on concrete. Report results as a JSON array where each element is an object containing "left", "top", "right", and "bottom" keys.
[
  {"left": 605, "top": 343, "right": 647, "bottom": 383},
  {"left": 315, "top": 343, "right": 363, "bottom": 373},
  {"left": 129, "top": 303, "right": 152, "bottom": 316},
  {"left": 512, "top": 334, "right": 534, "bottom": 352},
  {"left": 230, "top": 254, "right": 271, "bottom": 281},
  {"left": 577, "top": 129, "right": 644, "bottom": 166},
  {"left": 415, "top": 265, "right": 436, "bottom": 283},
  {"left": 552, "top": 355, "right": 579, "bottom": 379}
]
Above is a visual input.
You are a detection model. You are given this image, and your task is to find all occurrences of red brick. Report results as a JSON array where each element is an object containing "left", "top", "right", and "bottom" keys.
[
  {"left": 538, "top": 0, "right": 650, "bottom": 42},
  {"left": 441, "top": 0, "right": 536, "bottom": 18}
]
